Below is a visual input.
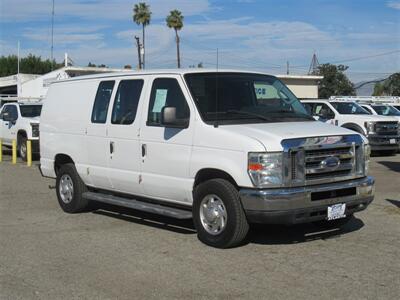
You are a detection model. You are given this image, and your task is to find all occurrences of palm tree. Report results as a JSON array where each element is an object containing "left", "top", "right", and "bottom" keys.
[
  {"left": 166, "top": 10, "right": 184, "bottom": 68},
  {"left": 133, "top": 2, "right": 151, "bottom": 69}
]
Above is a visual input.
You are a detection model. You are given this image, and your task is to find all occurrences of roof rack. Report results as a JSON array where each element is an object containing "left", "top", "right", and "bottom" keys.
[
  {"left": 329, "top": 96, "right": 400, "bottom": 104},
  {"left": 0, "top": 94, "right": 43, "bottom": 106}
]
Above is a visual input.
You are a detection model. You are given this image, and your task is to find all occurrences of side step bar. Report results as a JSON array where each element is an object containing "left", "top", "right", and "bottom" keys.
[{"left": 83, "top": 192, "right": 193, "bottom": 219}]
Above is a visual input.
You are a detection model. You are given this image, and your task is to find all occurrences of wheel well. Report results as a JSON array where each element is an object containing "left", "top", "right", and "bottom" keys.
[
  {"left": 341, "top": 123, "right": 365, "bottom": 135},
  {"left": 54, "top": 154, "right": 74, "bottom": 174},
  {"left": 17, "top": 130, "right": 27, "bottom": 138},
  {"left": 194, "top": 168, "right": 238, "bottom": 189}
]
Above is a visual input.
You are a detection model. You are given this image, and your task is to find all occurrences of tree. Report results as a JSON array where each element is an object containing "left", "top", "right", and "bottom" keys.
[
  {"left": 373, "top": 73, "right": 400, "bottom": 96},
  {"left": 0, "top": 54, "right": 61, "bottom": 77},
  {"left": 87, "top": 62, "right": 108, "bottom": 68},
  {"left": 372, "top": 82, "right": 385, "bottom": 96},
  {"left": 133, "top": 2, "right": 151, "bottom": 69},
  {"left": 316, "top": 63, "right": 355, "bottom": 98},
  {"left": 166, "top": 10, "right": 184, "bottom": 68}
]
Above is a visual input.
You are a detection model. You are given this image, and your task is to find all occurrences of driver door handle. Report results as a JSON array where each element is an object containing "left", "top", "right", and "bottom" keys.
[
  {"left": 110, "top": 141, "right": 114, "bottom": 154},
  {"left": 141, "top": 144, "right": 147, "bottom": 157}
]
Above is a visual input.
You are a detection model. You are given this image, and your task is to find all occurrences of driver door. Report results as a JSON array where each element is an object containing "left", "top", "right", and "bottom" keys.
[
  {"left": 0, "top": 105, "right": 18, "bottom": 144},
  {"left": 139, "top": 76, "right": 194, "bottom": 204}
]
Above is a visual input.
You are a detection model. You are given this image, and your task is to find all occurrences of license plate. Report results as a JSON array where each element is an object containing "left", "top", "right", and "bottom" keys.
[
  {"left": 327, "top": 203, "right": 346, "bottom": 221},
  {"left": 389, "top": 139, "right": 396, "bottom": 144}
]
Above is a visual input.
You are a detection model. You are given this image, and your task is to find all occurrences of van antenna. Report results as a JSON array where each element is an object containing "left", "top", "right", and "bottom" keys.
[{"left": 214, "top": 48, "right": 219, "bottom": 128}]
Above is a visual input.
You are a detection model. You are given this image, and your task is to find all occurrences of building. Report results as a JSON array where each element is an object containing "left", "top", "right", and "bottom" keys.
[
  {"left": 277, "top": 74, "right": 322, "bottom": 99},
  {"left": 0, "top": 68, "right": 322, "bottom": 105}
]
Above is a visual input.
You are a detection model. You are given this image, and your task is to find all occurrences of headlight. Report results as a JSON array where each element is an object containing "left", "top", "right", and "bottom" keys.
[
  {"left": 364, "top": 144, "right": 371, "bottom": 176},
  {"left": 248, "top": 152, "right": 283, "bottom": 187},
  {"left": 364, "top": 121, "right": 375, "bottom": 134}
]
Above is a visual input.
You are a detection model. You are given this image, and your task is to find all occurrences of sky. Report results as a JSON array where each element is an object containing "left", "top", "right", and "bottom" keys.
[{"left": 0, "top": 0, "right": 399, "bottom": 82}]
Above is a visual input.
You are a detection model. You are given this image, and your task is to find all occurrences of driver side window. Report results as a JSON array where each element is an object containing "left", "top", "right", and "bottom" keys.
[
  {"left": 147, "top": 78, "right": 190, "bottom": 126},
  {"left": 313, "top": 103, "right": 334, "bottom": 119}
]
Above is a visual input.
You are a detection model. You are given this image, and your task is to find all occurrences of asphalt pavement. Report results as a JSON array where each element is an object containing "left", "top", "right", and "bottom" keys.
[{"left": 0, "top": 154, "right": 399, "bottom": 299}]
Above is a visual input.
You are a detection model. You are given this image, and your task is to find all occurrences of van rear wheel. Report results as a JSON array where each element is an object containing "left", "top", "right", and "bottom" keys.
[
  {"left": 56, "top": 163, "right": 88, "bottom": 213},
  {"left": 193, "top": 179, "right": 249, "bottom": 248}
]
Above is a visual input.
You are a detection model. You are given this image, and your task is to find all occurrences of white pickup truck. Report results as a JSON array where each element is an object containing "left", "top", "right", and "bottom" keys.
[
  {"left": 302, "top": 100, "right": 400, "bottom": 154},
  {"left": 0, "top": 102, "right": 41, "bottom": 160},
  {"left": 40, "top": 70, "right": 374, "bottom": 248}
]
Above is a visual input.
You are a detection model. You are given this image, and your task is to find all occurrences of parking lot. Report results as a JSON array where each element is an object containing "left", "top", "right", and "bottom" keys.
[{"left": 0, "top": 153, "right": 399, "bottom": 299}]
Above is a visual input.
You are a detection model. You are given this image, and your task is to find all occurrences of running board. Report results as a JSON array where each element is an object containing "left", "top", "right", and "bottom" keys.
[{"left": 83, "top": 192, "right": 192, "bottom": 219}]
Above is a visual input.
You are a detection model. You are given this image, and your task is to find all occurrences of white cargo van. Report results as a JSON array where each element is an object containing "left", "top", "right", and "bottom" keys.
[{"left": 40, "top": 70, "right": 374, "bottom": 248}]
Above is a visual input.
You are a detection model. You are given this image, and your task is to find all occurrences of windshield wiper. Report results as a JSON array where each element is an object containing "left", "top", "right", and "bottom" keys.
[
  {"left": 269, "top": 110, "right": 315, "bottom": 120},
  {"left": 226, "top": 110, "right": 273, "bottom": 121}
]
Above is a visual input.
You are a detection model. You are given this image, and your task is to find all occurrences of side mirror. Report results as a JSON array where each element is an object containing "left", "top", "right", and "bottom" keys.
[
  {"left": 161, "top": 106, "right": 189, "bottom": 128},
  {"left": 2, "top": 112, "right": 16, "bottom": 122}
]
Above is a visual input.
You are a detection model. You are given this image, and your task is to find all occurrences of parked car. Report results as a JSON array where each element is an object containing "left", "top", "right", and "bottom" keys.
[
  {"left": 302, "top": 99, "right": 400, "bottom": 155},
  {"left": 40, "top": 70, "right": 374, "bottom": 248},
  {"left": 0, "top": 101, "right": 41, "bottom": 160}
]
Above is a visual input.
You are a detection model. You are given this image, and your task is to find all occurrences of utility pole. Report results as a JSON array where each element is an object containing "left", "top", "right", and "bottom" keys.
[
  {"left": 17, "top": 41, "right": 20, "bottom": 97},
  {"left": 308, "top": 51, "right": 320, "bottom": 75},
  {"left": 135, "top": 36, "right": 142, "bottom": 70},
  {"left": 286, "top": 61, "right": 289, "bottom": 75},
  {"left": 51, "top": 0, "right": 55, "bottom": 71}
]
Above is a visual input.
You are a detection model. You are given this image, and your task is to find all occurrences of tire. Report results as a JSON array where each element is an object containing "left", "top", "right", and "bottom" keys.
[
  {"left": 313, "top": 214, "right": 353, "bottom": 230},
  {"left": 193, "top": 179, "right": 249, "bottom": 248},
  {"left": 18, "top": 135, "right": 27, "bottom": 162},
  {"left": 56, "top": 163, "right": 88, "bottom": 213}
]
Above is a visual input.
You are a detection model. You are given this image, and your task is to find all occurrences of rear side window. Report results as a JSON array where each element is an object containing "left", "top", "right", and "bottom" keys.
[
  {"left": 111, "top": 80, "right": 144, "bottom": 125},
  {"left": 91, "top": 81, "right": 115, "bottom": 123},
  {"left": 147, "top": 78, "right": 190, "bottom": 126}
]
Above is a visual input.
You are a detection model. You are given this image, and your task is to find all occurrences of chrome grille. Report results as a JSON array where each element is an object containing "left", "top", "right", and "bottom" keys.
[
  {"left": 283, "top": 135, "right": 364, "bottom": 187},
  {"left": 31, "top": 124, "right": 40, "bottom": 137},
  {"left": 304, "top": 145, "right": 355, "bottom": 182},
  {"left": 375, "top": 122, "right": 398, "bottom": 136}
]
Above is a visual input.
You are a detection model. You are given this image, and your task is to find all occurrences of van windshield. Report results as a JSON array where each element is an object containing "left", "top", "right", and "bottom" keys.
[
  {"left": 20, "top": 105, "right": 42, "bottom": 117},
  {"left": 184, "top": 72, "right": 314, "bottom": 125}
]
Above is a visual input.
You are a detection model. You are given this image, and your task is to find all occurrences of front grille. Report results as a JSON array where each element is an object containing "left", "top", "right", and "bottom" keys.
[
  {"left": 304, "top": 146, "right": 355, "bottom": 182},
  {"left": 31, "top": 124, "right": 39, "bottom": 137},
  {"left": 375, "top": 122, "right": 398, "bottom": 136},
  {"left": 283, "top": 135, "right": 364, "bottom": 187}
]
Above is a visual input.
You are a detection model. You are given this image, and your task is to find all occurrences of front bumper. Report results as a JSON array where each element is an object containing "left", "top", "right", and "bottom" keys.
[
  {"left": 31, "top": 140, "right": 40, "bottom": 154},
  {"left": 367, "top": 134, "right": 400, "bottom": 151},
  {"left": 240, "top": 176, "right": 374, "bottom": 224}
]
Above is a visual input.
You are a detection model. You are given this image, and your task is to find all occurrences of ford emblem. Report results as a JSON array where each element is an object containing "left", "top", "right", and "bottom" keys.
[{"left": 320, "top": 156, "right": 340, "bottom": 169}]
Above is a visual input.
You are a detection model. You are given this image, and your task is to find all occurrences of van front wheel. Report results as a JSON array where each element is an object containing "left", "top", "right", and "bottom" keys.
[
  {"left": 56, "top": 163, "right": 88, "bottom": 213},
  {"left": 18, "top": 136, "right": 27, "bottom": 162},
  {"left": 193, "top": 179, "right": 249, "bottom": 248}
]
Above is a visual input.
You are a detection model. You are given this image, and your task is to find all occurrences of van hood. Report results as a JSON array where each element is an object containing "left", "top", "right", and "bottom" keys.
[
  {"left": 353, "top": 114, "right": 399, "bottom": 122},
  {"left": 219, "top": 121, "right": 360, "bottom": 152}
]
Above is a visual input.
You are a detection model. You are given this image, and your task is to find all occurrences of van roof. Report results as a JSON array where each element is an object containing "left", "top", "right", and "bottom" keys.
[{"left": 52, "top": 68, "right": 277, "bottom": 84}]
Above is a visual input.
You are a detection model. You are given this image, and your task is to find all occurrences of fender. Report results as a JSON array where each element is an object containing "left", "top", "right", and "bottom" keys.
[{"left": 341, "top": 123, "right": 366, "bottom": 136}]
